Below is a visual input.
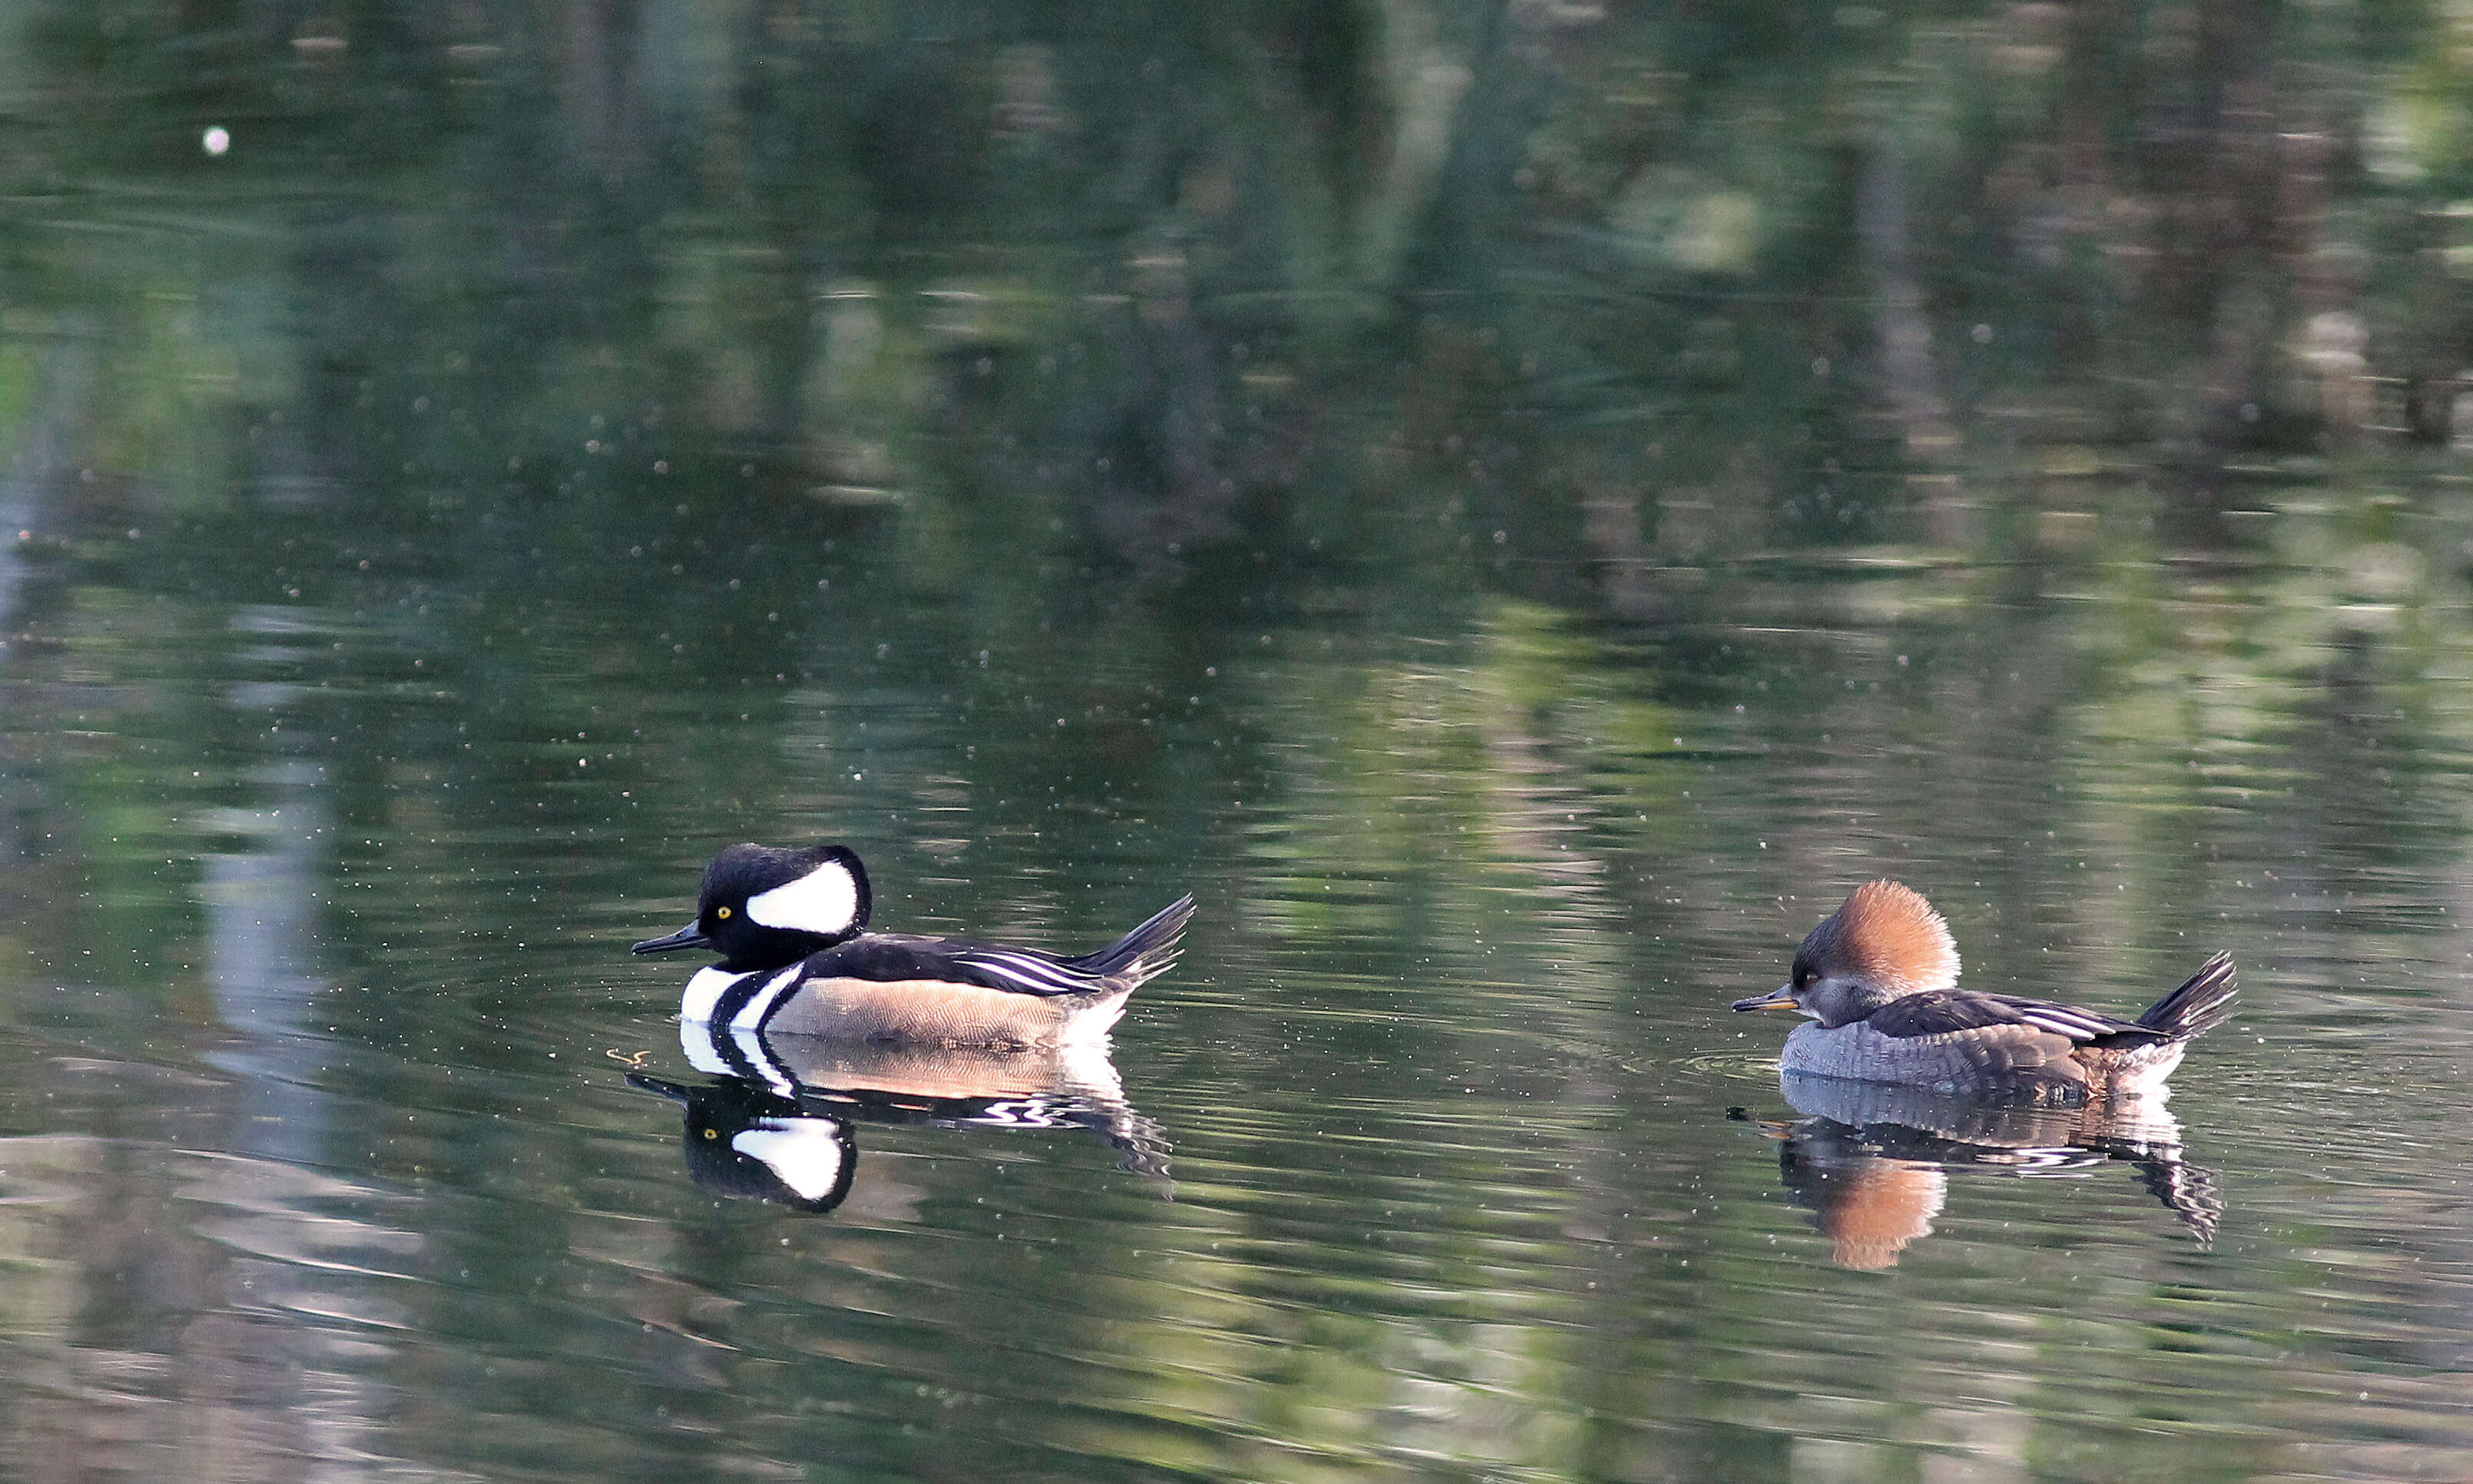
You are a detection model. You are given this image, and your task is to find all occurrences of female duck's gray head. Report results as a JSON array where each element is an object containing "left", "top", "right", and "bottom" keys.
[
  {"left": 1732, "top": 879, "right": 1960, "bottom": 1028},
  {"left": 632, "top": 844, "right": 873, "bottom": 971}
]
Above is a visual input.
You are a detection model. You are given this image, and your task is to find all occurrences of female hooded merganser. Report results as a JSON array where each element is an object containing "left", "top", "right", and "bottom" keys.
[
  {"left": 632, "top": 843, "right": 1195, "bottom": 1048},
  {"left": 1732, "top": 881, "right": 2236, "bottom": 1099}
]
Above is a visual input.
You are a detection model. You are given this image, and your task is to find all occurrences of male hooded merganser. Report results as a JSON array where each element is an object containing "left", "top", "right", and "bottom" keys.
[
  {"left": 632, "top": 844, "right": 1195, "bottom": 1048},
  {"left": 1732, "top": 881, "right": 2236, "bottom": 1098}
]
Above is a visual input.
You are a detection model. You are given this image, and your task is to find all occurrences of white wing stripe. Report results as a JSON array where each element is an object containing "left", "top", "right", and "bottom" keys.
[
  {"left": 968, "top": 951, "right": 1083, "bottom": 983},
  {"left": 2017, "top": 1007, "right": 2116, "bottom": 1040},
  {"left": 974, "top": 964, "right": 1090, "bottom": 993},
  {"left": 962, "top": 951, "right": 1102, "bottom": 994}
]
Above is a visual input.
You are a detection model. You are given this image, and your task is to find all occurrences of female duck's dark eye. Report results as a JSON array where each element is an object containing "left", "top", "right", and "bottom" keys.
[{"left": 716, "top": 906, "right": 733, "bottom": 921}]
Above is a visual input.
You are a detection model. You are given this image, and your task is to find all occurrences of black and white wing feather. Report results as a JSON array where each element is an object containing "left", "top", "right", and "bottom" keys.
[
  {"left": 1987, "top": 995, "right": 2150, "bottom": 1044},
  {"left": 951, "top": 946, "right": 1116, "bottom": 998},
  {"left": 1860, "top": 990, "right": 2144, "bottom": 1044},
  {"left": 953, "top": 895, "right": 1197, "bottom": 998}
]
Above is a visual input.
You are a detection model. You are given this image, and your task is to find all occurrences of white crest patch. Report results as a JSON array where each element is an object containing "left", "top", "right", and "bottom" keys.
[
  {"left": 745, "top": 860, "right": 859, "bottom": 937},
  {"left": 680, "top": 966, "right": 749, "bottom": 1025},
  {"left": 732, "top": 1119, "right": 848, "bottom": 1200}
]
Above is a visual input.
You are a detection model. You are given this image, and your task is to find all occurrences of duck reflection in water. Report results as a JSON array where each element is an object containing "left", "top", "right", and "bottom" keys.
[
  {"left": 632, "top": 1074, "right": 860, "bottom": 1213},
  {"left": 1748, "top": 1071, "right": 2222, "bottom": 1270},
  {"left": 629, "top": 1015, "right": 1170, "bottom": 1215}
]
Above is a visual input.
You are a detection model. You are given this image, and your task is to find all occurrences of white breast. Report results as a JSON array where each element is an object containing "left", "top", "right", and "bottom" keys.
[{"left": 680, "top": 966, "right": 750, "bottom": 1024}]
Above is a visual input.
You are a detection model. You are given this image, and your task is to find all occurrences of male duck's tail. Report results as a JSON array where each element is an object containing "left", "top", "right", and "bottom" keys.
[
  {"left": 1071, "top": 895, "right": 1197, "bottom": 989},
  {"left": 2135, "top": 951, "right": 2238, "bottom": 1041}
]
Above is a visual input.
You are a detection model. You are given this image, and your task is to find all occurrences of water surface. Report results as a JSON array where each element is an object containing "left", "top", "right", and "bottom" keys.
[{"left": 3, "top": 4, "right": 2473, "bottom": 1482}]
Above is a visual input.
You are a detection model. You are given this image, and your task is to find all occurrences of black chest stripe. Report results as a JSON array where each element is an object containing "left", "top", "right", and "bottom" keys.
[{"left": 711, "top": 964, "right": 805, "bottom": 1031}]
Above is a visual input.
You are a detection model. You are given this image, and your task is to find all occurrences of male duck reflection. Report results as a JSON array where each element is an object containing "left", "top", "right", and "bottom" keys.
[
  {"left": 632, "top": 1075, "right": 861, "bottom": 1213},
  {"left": 630, "top": 1030, "right": 1170, "bottom": 1215},
  {"left": 1734, "top": 881, "right": 2236, "bottom": 1098},
  {"left": 632, "top": 844, "right": 1196, "bottom": 1047}
]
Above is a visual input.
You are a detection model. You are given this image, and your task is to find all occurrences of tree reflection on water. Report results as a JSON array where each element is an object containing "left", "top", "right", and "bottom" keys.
[{"left": 0, "top": 3, "right": 2466, "bottom": 1482}]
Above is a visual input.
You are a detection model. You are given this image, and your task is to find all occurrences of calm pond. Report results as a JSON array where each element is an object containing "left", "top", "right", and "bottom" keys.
[{"left": 0, "top": 3, "right": 2470, "bottom": 1481}]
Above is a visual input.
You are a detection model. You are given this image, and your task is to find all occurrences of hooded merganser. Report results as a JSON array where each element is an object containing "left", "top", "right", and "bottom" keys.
[
  {"left": 632, "top": 843, "right": 1195, "bottom": 1048},
  {"left": 1732, "top": 881, "right": 2236, "bottom": 1099}
]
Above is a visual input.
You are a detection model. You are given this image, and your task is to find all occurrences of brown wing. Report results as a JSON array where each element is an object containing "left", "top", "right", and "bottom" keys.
[
  {"left": 1864, "top": 991, "right": 2036, "bottom": 1038},
  {"left": 1868, "top": 990, "right": 2155, "bottom": 1046},
  {"left": 1859, "top": 991, "right": 2087, "bottom": 1081}
]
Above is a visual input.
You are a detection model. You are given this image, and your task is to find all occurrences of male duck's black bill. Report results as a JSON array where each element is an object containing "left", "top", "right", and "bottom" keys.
[
  {"left": 1732, "top": 986, "right": 1798, "bottom": 1012},
  {"left": 632, "top": 921, "right": 709, "bottom": 954}
]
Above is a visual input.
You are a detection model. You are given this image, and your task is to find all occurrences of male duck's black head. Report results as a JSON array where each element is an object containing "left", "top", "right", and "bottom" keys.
[{"left": 632, "top": 843, "right": 872, "bottom": 971}]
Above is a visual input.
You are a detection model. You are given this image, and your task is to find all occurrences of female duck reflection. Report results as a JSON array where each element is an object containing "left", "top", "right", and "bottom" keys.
[
  {"left": 1733, "top": 881, "right": 2237, "bottom": 1268},
  {"left": 627, "top": 844, "right": 1193, "bottom": 1212},
  {"left": 1744, "top": 1074, "right": 2221, "bottom": 1270}
]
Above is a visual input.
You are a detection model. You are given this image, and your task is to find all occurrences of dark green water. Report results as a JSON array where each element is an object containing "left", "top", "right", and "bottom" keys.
[{"left": 4, "top": 3, "right": 2473, "bottom": 1481}]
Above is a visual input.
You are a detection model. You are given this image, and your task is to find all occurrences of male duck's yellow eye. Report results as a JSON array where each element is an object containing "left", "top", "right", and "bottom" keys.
[{"left": 715, "top": 906, "right": 732, "bottom": 920}]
